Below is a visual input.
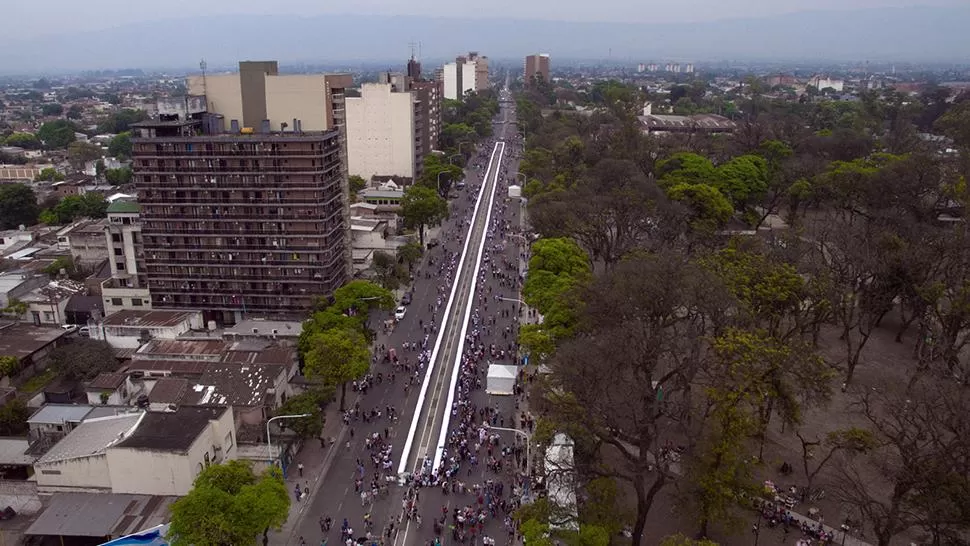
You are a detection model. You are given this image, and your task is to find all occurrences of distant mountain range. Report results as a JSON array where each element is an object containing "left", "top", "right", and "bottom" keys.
[{"left": 2, "top": 6, "right": 969, "bottom": 75}]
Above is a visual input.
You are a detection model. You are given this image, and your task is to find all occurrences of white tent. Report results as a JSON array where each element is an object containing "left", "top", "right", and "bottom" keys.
[{"left": 486, "top": 364, "right": 517, "bottom": 395}]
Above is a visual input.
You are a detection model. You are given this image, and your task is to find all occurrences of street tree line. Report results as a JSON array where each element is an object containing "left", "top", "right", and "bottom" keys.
[{"left": 514, "top": 84, "right": 970, "bottom": 545}]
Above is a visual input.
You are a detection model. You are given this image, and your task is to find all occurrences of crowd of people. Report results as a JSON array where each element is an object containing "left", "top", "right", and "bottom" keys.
[{"left": 301, "top": 108, "right": 535, "bottom": 546}]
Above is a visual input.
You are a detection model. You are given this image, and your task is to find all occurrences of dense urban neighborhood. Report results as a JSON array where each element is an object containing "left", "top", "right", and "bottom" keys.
[{"left": 0, "top": 10, "right": 968, "bottom": 546}]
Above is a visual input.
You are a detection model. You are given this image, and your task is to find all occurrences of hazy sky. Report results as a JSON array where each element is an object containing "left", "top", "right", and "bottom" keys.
[{"left": 7, "top": 0, "right": 963, "bottom": 39}]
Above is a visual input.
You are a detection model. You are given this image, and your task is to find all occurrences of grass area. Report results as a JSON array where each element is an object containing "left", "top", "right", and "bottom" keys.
[{"left": 19, "top": 368, "right": 58, "bottom": 395}]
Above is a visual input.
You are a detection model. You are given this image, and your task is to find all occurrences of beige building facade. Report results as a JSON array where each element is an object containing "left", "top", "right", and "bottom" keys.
[{"left": 346, "top": 83, "right": 418, "bottom": 180}]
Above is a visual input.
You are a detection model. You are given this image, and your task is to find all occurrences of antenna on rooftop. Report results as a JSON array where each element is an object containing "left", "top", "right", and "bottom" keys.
[
  {"left": 409, "top": 42, "right": 418, "bottom": 61},
  {"left": 200, "top": 59, "right": 208, "bottom": 97}
]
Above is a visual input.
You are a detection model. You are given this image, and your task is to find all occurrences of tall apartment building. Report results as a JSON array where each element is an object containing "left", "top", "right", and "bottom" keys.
[
  {"left": 131, "top": 92, "right": 349, "bottom": 323},
  {"left": 100, "top": 200, "right": 151, "bottom": 315},
  {"left": 346, "top": 80, "right": 421, "bottom": 181},
  {"left": 345, "top": 67, "right": 441, "bottom": 182},
  {"left": 441, "top": 52, "right": 489, "bottom": 100},
  {"left": 524, "top": 54, "right": 550, "bottom": 86}
]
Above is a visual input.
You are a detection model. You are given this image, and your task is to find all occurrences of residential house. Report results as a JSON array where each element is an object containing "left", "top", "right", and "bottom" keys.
[
  {"left": 84, "top": 373, "right": 135, "bottom": 406},
  {"left": 90, "top": 309, "right": 205, "bottom": 349},
  {"left": 63, "top": 219, "right": 110, "bottom": 268},
  {"left": 19, "top": 280, "right": 87, "bottom": 326},
  {"left": 0, "top": 322, "right": 69, "bottom": 382},
  {"left": 33, "top": 406, "right": 235, "bottom": 496},
  {"left": 0, "top": 271, "right": 48, "bottom": 310}
]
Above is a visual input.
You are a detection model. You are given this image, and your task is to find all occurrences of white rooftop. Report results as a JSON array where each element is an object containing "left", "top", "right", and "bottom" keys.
[{"left": 36, "top": 413, "right": 144, "bottom": 464}]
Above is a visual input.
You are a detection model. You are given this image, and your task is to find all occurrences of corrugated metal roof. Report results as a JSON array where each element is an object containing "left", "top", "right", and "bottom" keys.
[
  {"left": 36, "top": 413, "right": 143, "bottom": 464},
  {"left": 27, "top": 404, "right": 93, "bottom": 425},
  {"left": 24, "top": 492, "right": 175, "bottom": 538}
]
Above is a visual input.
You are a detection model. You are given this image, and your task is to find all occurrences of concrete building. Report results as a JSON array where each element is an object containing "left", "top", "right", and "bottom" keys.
[
  {"left": 20, "top": 280, "right": 87, "bottom": 326},
  {"left": 131, "top": 94, "right": 350, "bottom": 323},
  {"left": 441, "top": 52, "right": 489, "bottom": 100},
  {"left": 100, "top": 200, "right": 150, "bottom": 315},
  {"left": 808, "top": 75, "right": 845, "bottom": 93},
  {"left": 405, "top": 56, "right": 442, "bottom": 161},
  {"left": 524, "top": 54, "right": 551, "bottom": 86},
  {"left": 346, "top": 82, "right": 420, "bottom": 181},
  {"left": 187, "top": 62, "right": 352, "bottom": 135},
  {"left": 33, "top": 406, "right": 235, "bottom": 496},
  {"left": 62, "top": 219, "right": 110, "bottom": 268},
  {"left": 90, "top": 309, "right": 205, "bottom": 349}
]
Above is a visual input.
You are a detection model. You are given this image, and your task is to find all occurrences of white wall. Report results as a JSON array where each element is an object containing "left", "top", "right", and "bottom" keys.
[
  {"left": 35, "top": 455, "right": 112, "bottom": 493},
  {"left": 265, "top": 75, "right": 330, "bottom": 131},
  {"left": 443, "top": 63, "right": 458, "bottom": 101},
  {"left": 106, "top": 408, "right": 235, "bottom": 496},
  {"left": 189, "top": 75, "right": 243, "bottom": 133},
  {"left": 462, "top": 62, "right": 477, "bottom": 97},
  {"left": 346, "top": 83, "right": 416, "bottom": 180}
]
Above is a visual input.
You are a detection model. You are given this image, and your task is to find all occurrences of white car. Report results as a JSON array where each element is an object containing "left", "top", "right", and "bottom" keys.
[
  {"left": 394, "top": 306, "right": 407, "bottom": 321},
  {"left": 60, "top": 324, "right": 78, "bottom": 334}
]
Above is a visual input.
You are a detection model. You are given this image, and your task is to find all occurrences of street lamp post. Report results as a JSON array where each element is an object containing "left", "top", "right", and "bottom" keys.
[
  {"left": 266, "top": 413, "right": 312, "bottom": 472},
  {"left": 498, "top": 296, "right": 526, "bottom": 305},
  {"left": 514, "top": 172, "right": 527, "bottom": 186},
  {"left": 458, "top": 141, "right": 473, "bottom": 157},
  {"left": 436, "top": 171, "right": 449, "bottom": 195},
  {"left": 488, "top": 425, "right": 532, "bottom": 485}
]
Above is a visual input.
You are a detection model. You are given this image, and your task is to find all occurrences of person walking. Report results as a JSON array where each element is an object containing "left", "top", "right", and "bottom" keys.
[{"left": 298, "top": 462, "right": 305, "bottom": 477}]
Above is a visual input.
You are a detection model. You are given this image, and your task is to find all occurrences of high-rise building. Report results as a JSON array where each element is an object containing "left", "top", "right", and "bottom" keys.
[
  {"left": 346, "top": 80, "right": 421, "bottom": 181},
  {"left": 524, "top": 54, "right": 550, "bottom": 86},
  {"left": 411, "top": 79, "right": 442, "bottom": 155},
  {"left": 132, "top": 84, "right": 350, "bottom": 322},
  {"left": 100, "top": 200, "right": 149, "bottom": 315},
  {"left": 441, "top": 52, "right": 488, "bottom": 100}
]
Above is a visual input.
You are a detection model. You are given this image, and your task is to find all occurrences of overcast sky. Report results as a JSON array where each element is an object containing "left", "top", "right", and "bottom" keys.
[{"left": 6, "top": 0, "right": 963, "bottom": 40}]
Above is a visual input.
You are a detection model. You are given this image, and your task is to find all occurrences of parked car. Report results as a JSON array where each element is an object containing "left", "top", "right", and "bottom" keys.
[
  {"left": 60, "top": 324, "right": 78, "bottom": 334},
  {"left": 401, "top": 292, "right": 412, "bottom": 306},
  {"left": 394, "top": 306, "right": 407, "bottom": 321},
  {"left": 78, "top": 326, "right": 90, "bottom": 337},
  {"left": 427, "top": 239, "right": 440, "bottom": 250}
]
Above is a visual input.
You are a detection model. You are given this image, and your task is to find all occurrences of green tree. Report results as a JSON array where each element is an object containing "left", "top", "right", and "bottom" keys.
[
  {"left": 715, "top": 154, "right": 770, "bottom": 210},
  {"left": 2, "top": 298, "right": 27, "bottom": 317},
  {"left": 665, "top": 183, "right": 733, "bottom": 233},
  {"left": 396, "top": 240, "right": 424, "bottom": 273},
  {"left": 107, "top": 131, "right": 132, "bottom": 159},
  {"left": 65, "top": 105, "right": 84, "bottom": 120},
  {"left": 303, "top": 327, "right": 370, "bottom": 411},
  {"left": 656, "top": 152, "right": 717, "bottom": 186},
  {"left": 329, "top": 279, "right": 395, "bottom": 318},
  {"left": 48, "top": 339, "right": 118, "bottom": 381},
  {"left": 34, "top": 167, "right": 65, "bottom": 182},
  {"left": 40, "top": 103, "right": 64, "bottom": 116},
  {"left": 68, "top": 140, "right": 103, "bottom": 169},
  {"left": 37, "top": 119, "right": 79, "bottom": 149},
  {"left": 274, "top": 388, "right": 331, "bottom": 439},
  {"left": 0, "top": 356, "right": 18, "bottom": 378},
  {"left": 400, "top": 184, "right": 448, "bottom": 246},
  {"left": 4, "top": 132, "right": 41, "bottom": 150},
  {"left": 372, "top": 250, "right": 403, "bottom": 290},
  {"left": 169, "top": 461, "right": 290, "bottom": 546},
  {"left": 348, "top": 174, "right": 367, "bottom": 195},
  {"left": 417, "top": 154, "right": 463, "bottom": 196},
  {"left": 0, "top": 399, "right": 30, "bottom": 436},
  {"left": 0, "top": 183, "right": 39, "bottom": 229},
  {"left": 97, "top": 109, "right": 148, "bottom": 134},
  {"left": 50, "top": 193, "right": 108, "bottom": 223},
  {"left": 105, "top": 167, "right": 133, "bottom": 185}
]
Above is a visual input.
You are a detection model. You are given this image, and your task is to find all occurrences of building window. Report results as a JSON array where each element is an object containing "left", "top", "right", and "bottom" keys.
[
  {"left": 114, "top": 248, "right": 123, "bottom": 255},
  {"left": 132, "top": 298, "right": 143, "bottom": 307},
  {"left": 111, "top": 234, "right": 121, "bottom": 242},
  {"left": 225, "top": 432, "right": 233, "bottom": 450},
  {"left": 43, "top": 312, "right": 53, "bottom": 321},
  {"left": 40, "top": 469, "right": 62, "bottom": 475},
  {"left": 111, "top": 298, "right": 123, "bottom": 306},
  {"left": 116, "top": 262, "right": 125, "bottom": 270}
]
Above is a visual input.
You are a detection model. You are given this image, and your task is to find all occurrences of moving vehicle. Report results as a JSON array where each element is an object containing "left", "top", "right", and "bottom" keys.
[
  {"left": 78, "top": 326, "right": 90, "bottom": 337},
  {"left": 394, "top": 306, "right": 407, "bottom": 321},
  {"left": 401, "top": 292, "right": 413, "bottom": 306}
]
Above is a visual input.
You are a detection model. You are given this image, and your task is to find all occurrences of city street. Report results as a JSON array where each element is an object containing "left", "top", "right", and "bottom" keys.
[{"left": 278, "top": 93, "right": 525, "bottom": 546}]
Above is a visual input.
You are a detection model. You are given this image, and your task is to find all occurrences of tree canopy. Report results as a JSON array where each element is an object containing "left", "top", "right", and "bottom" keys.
[
  {"left": 37, "top": 119, "right": 80, "bottom": 149},
  {"left": 400, "top": 184, "right": 448, "bottom": 246},
  {"left": 168, "top": 461, "right": 290, "bottom": 546},
  {"left": 48, "top": 339, "right": 118, "bottom": 381},
  {"left": 0, "top": 184, "right": 39, "bottom": 229}
]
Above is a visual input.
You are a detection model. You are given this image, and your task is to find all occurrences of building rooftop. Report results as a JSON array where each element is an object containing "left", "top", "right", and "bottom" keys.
[
  {"left": 27, "top": 404, "right": 94, "bottom": 425},
  {"left": 36, "top": 413, "right": 144, "bottom": 464},
  {"left": 183, "top": 363, "right": 282, "bottom": 407},
  {"left": 116, "top": 406, "right": 225, "bottom": 452},
  {"left": 223, "top": 339, "right": 295, "bottom": 365},
  {"left": 102, "top": 309, "right": 198, "bottom": 328},
  {"left": 0, "top": 323, "right": 67, "bottom": 361},
  {"left": 106, "top": 200, "right": 140, "bottom": 214},
  {"left": 21, "top": 280, "right": 86, "bottom": 304},
  {"left": 146, "top": 377, "right": 189, "bottom": 405},
  {"left": 224, "top": 319, "right": 302, "bottom": 338},
  {"left": 638, "top": 113, "right": 736, "bottom": 131},
  {"left": 0, "top": 437, "right": 36, "bottom": 466},
  {"left": 24, "top": 492, "right": 175, "bottom": 538},
  {"left": 125, "top": 359, "right": 209, "bottom": 376},
  {"left": 359, "top": 189, "right": 404, "bottom": 199},
  {"left": 135, "top": 339, "right": 228, "bottom": 359},
  {"left": 86, "top": 372, "right": 127, "bottom": 391}
]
